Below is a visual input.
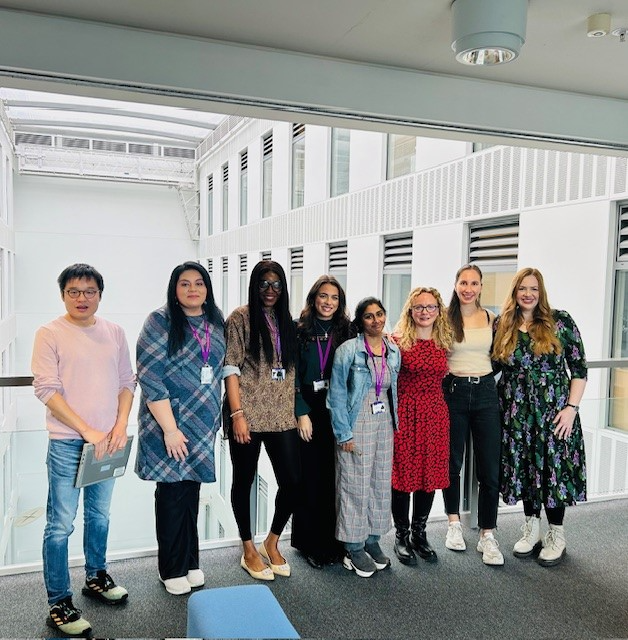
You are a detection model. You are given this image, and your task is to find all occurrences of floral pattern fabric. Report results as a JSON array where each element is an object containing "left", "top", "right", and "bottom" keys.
[{"left": 495, "top": 310, "right": 587, "bottom": 509}]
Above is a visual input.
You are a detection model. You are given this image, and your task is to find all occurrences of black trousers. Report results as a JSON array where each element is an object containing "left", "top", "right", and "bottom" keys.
[
  {"left": 524, "top": 501, "right": 565, "bottom": 525},
  {"left": 291, "top": 387, "right": 343, "bottom": 560},
  {"left": 391, "top": 488, "right": 435, "bottom": 529},
  {"left": 442, "top": 374, "right": 501, "bottom": 530},
  {"left": 155, "top": 480, "right": 200, "bottom": 580},
  {"left": 229, "top": 429, "right": 301, "bottom": 541}
]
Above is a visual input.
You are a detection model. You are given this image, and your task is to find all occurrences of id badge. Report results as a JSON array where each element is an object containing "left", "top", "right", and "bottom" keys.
[
  {"left": 371, "top": 401, "right": 386, "bottom": 415},
  {"left": 313, "top": 379, "right": 329, "bottom": 392},
  {"left": 201, "top": 365, "right": 214, "bottom": 385},
  {"left": 271, "top": 367, "right": 286, "bottom": 381}
]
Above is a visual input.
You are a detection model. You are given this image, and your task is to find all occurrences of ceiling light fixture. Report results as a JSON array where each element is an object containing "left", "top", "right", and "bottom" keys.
[
  {"left": 586, "top": 13, "right": 611, "bottom": 38},
  {"left": 451, "top": 0, "right": 528, "bottom": 66}
]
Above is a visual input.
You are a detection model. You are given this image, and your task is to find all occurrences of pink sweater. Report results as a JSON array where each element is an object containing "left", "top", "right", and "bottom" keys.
[{"left": 32, "top": 316, "right": 136, "bottom": 439}]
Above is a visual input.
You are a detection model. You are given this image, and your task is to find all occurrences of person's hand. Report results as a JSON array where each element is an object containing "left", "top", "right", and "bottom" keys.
[
  {"left": 83, "top": 427, "right": 108, "bottom": 460},
  {"left": 164, "top": 429, "right": 189, "bottom": 461},
  {"left": 552, "top": 407, "right": 576, "bottom": 439},
  {"left": 340, "top": 439, "right": 355, "bottom": 453},
  {"left": 106, "top": 423, "right": 128, "bottom": 455},
  {"left": 232, "top": 414, "right": 251, "bottom": 444},
  {"left": 297, "top": 414, "right": 313, "bottom": 442}
]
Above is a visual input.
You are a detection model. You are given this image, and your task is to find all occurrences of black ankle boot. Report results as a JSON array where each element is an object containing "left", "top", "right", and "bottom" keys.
[
  {"left": 394, "top": 528, "right": 417, "bottom": 566},
  {"left": 411, "top": 516, "right": 438, "bottom": 563}
]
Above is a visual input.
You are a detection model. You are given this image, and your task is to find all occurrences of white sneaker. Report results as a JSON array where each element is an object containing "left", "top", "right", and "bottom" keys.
[
  {"left": 477, "top": 532, "right": 505, "bottom": 566},
  {"left": 445, "top": 521, "right": 466, "bottom": 551},
  {"left": 538, "top": 525, "right": 566, "bottom": 567},
  {"left": 186, "top": 569, "right": 205, "bottom": 588},
  {"left": 513, "top": 516, "right": 542, "bottom": 558},
  {"left": 160, "top": 575, "right": 191, "bottom": 595}
]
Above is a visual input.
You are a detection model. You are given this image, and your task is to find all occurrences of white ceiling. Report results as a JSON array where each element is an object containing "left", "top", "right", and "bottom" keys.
[
  {"left": 0, "top": 0, "right": 626, "bottom": 100},
  {"left": 0, "top": 1, "right": 627, "bottom": 152}
]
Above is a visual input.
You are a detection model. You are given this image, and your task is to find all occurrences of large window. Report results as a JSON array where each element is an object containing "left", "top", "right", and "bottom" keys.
[
  {"left": 290, "top": 246, "right": 303, "bottom": 317},
  {"left": 467, "top": 219, "right": 519, "bottom": 315},
  {"left": 239, "top": 150, "right": 248, "bottom": 226},
  {"left": 291, "top": 123, "right": 305, "bottom": 209},
  {"left": 221, "top": 163, "right": 229, "bottom": 231},
  {"left": 262, "top": 133, "right": 273, "bottom": 218},
  {"left": 382, "top": 234, "right": 412, "bottom": 330},
  {"left": 207, "top": 174, "right": 213, "bottom": 235},
  {"left": 610, "top": 203, "right": 628, "bottom": 432},
  {"left": 386, "top": 134, "right": 416, "bottom": 179},
  {"left": 330, "top": 128, "right": 350, "bottom": 197}
]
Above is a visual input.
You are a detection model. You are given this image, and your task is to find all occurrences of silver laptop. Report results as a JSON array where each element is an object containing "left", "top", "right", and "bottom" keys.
[{"left": 75, "top": 436, "right": 134, "bottom": 488}]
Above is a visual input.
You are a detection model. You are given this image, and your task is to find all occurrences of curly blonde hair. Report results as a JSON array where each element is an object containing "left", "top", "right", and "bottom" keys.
[
  {"left": 394, "top": 287, "right": 453, "bottom": 351},
  {"left": 492, "top": 267, "right": 561, "bottom": 361}
]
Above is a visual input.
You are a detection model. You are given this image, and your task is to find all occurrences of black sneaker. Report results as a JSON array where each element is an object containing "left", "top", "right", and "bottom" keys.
[
  {"left": 365, "top": 541, "right": 391, "bottom": 570},
  {"left": 47, "top": 597, "right": 92, "bottom": 636},
  {"left": 82, "top": 570, "right": 128, "bottom": 605}
]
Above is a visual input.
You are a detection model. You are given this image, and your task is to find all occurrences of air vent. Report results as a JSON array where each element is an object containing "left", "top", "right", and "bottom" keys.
[
  {"left": 92, "top": 139, "right": 126, "bottom": 153},
  {"left": 207, "top": 259, "right": 213, "bottom": 274},
  {"left": 261, "top": 251, "right": 271, "bottom": 261},
  {"left": 222, "top": 256, "right": 229, "bottom": 273},
  {"left": 14, "top": 133, "right": 53, "bottom": 147},
  {"left": 290, "top": 247, "right": 303, "bottom": 271},
  {"left": 240, "top": 150, "right": 248, "bottom": 171},
  {"left": 617, "top": 204, "right": 628, "bottom": 260},
  {"left": 163, "top": 146, "right": 195, "bottom": 159},
  {"left": 383, "top": 234, "right": 413, "bottom": 270},
  {"left": 240, "top": 254, "right": 247, "bottom": 272},
  {"left": 263, "top": 134, "right": 273, "bottom": 157},
  {"left": 328, "top": 242, "right": 348, "bottom": 271},
  {"left": 468, "top": 220, "right": 519, "bottom": 265},
  {"left": 292, "top": 123, "right": 305, "bottom": 139},
  {"left": 208, "top": 174, "right": 213, "bottom": 191},
  {"left": 61, "top": 137, "right": 90, "bottom": 150},
  {"left": 128, "top": 143, "right": 154, "bottom": 156},
  {"left": 222, "top": 164, "right": 229, "bottom": 182}
]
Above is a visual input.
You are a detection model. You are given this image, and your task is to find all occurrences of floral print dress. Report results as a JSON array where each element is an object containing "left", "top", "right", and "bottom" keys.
[{"left": 495, "top": 310, "right": 587, "bottom": 510}]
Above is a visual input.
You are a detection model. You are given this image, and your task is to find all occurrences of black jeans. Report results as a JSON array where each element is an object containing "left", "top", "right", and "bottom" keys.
[
  {"left": 155, "top": 480, "right": 200, "bottom": 580},
  {"left": 442, "top": 373, "right": 501, "bottom": 530},
  {"left": 229, "top": 429, "right": 301, "bottom": 541}
]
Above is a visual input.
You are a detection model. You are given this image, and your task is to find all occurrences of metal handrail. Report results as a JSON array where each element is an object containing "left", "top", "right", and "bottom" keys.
[{"left": 0, "top": 376, "right": 33, "bottom": 387}]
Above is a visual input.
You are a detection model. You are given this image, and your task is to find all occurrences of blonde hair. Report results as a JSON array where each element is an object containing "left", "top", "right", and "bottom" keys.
[
  {"left": 492, "top": 267, "right": 561, "bottom": 361},
  {"left": 394, "top": 287, "right": 453, "bottom": 351}
]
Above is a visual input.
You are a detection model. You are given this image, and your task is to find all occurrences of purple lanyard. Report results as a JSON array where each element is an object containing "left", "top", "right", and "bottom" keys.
[
  {"left": 264, "top": 312, "right": 283, "bottom": 367},
  {"left": 316, "top": 334, "right": 333, "bottom": 379},
  {"left": 187, "top": 318, "right": 211, "bottom": 365},
  {"left": 364, "top": 339, "right": 386, "bottom": 399}
]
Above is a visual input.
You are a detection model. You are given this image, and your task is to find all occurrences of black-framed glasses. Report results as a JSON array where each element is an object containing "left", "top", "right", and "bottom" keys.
[
  {"left": 65, "top": 288, "right": 100, "bottom": 300},
  {"left": 259, "top": 280, "right": 282, "bottom": 292},
  {"left": 412, "top": 304, "right": 438, "bottom": 313}
]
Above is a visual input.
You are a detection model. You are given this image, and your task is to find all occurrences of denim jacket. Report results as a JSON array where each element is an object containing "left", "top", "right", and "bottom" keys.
[{"left": 326, "top": 334, "right": 400, "bottom": 444}]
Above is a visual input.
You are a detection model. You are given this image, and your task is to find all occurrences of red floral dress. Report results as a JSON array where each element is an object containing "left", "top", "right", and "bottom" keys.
[{"left": 392, "top": 338, "right": 450, "bottom": 493}]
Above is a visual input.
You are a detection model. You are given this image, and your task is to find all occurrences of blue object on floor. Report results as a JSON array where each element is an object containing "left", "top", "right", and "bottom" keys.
[{"left": 186, "top": 584, "right": 300, "bottom": 639}]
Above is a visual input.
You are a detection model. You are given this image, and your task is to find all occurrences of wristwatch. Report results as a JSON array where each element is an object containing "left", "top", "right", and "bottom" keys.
[{"left": 566, "top": 402, "right": 579, "bottom": 412}]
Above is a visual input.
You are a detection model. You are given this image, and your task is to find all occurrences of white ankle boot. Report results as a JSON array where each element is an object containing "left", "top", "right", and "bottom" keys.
[
  {"left": 513, "top": 516, "right": 542, "bottom": 558},
  {"left": 537, "top": 524, "right": 566, "bottom": 567}
]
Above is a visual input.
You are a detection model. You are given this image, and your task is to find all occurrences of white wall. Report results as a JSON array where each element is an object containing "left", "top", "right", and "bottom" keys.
[
  {"left": 350, "top": 130, "right": 385, "bottom": 191},
  {"left": 304, "top": 125, "right": 329, "bottom": 205}
]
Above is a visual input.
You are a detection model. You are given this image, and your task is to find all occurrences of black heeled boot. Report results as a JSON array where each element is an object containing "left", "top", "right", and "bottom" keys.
[
  {"left": 391, "top": 488, "right": 417, "bottom": 566},
  {"left": 394, "top": 527, "right": 417, "bottom": 566},
  {"left": 411, "top": 515, "right": 438, "bottom": 563}
]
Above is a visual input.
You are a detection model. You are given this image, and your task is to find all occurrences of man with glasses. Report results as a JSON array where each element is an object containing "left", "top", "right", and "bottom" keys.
[{"left": 32, "top": 263, "right": 136, "bottom": 636}]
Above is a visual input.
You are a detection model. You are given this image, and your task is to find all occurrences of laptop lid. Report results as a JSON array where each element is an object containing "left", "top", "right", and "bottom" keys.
[{"left": 75, "top": 436, "right": 134, "bottom": 488}]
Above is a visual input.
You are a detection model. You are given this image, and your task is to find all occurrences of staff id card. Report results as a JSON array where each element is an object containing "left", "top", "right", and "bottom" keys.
[
  {"left": 201, "top": 365, "right": 214, "bottom": 385},
  {"left": 313, "top": 379, "right": 329, "bottom": 392},
  {"left": 271, "top": 367, "right": 286, "bottom": 381},
  {"left": 371, "top": 401, "right": 386, "bottom": 415}
]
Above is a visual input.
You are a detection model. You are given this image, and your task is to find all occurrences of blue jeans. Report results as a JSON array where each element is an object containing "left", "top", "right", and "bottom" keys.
[
  {"left": 43, "top": 439, "right": 115, "bottom": 605},
  {"left": 442, "top": 374, "right": 501, "bottom": 530}
]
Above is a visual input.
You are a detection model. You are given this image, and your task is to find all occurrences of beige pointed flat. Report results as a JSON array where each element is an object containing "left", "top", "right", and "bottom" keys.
[
  {"left": 240, "top": 554, "right": 274, "bottom": 581},
  {"left": 258, "top": 542, "right": 291, "bottom": 577}
]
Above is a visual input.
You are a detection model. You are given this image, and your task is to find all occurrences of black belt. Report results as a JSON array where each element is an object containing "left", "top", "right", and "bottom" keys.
[{"left": 448, "top": 373, "right": 493, "bottom": 384}]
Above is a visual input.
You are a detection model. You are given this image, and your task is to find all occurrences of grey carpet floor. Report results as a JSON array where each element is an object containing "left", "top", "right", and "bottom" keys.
[{"left": 0, "top": 498, "right": 626, "bottom": 639}]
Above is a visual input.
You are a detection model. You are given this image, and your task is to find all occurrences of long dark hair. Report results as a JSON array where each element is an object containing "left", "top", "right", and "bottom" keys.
[
  {"left": 166, "top": 261, "right": 224, "bottom": 357},
  {"left": 247, "top": 260, "right": 296, "bottom": 369},
  {"left": 297, "top": 275, "right": 352, "bottom": 348},
  {"left": 447, "top": 263, "right": 483, "bottom": 343},
  {"left": 352, "top": 297, "right": 386, "bottom": 334}
]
